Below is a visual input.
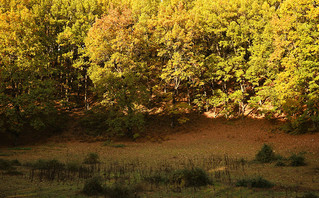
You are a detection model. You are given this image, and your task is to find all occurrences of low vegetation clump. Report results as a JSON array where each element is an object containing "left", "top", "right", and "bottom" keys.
[
  {"left": 255, "top": 144, "right": 277, "bottom": 163},
  {"left": 275, "top": 159, "right": 286, "bottom": 167},
  {"left": 289, "top": 153, "right": 306, "bottom": 166},
  {"left": 104, "top": 183, "right": 140, "bottom": 198},
  {"left": 82, "top": 177, "right": 140, "bottom": 197},
  {"left": 0, "top": 159, "right": 21, "bottom": 171},
  {"left": 302, "top": 192, "right": 319, "bottom": 198},
  {"left": 169, "top": 168, "right": 212, "bottom": 188},
  {"left": 82, "top": 177, "right": 104, "bottom": 196},
  {"left": 143, "top": 173, "right": 168, "bottom": 185},
  {"left": 236, "top": 176, "right": 274, "bottom": 188},
  {"left": 83, "top": 153, "right": 100, "bottom": 164}
]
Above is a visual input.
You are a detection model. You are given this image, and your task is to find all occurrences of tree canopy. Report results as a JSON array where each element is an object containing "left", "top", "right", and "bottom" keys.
[{"left": 1, "top": 0, "right": 318, "bottom": 140}]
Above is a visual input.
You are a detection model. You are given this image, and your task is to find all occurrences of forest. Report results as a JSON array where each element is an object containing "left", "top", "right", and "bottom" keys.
[{"left": 1, "top": 0, "right": 319, "bottom": 141}]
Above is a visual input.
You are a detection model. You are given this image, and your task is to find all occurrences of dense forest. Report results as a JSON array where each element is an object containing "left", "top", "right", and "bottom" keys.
[{"left": 0, "top": 0, "right": 318, "bottom": 141}]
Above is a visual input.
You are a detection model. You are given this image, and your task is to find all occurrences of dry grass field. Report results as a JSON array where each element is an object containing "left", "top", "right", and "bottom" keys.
[{"left": 0, "top": 115, "right": 319, "bottom": 197}]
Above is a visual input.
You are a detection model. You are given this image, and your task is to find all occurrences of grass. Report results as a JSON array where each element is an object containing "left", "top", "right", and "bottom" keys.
[
  {"left": 103, "top": 140, "right": 126, "bottom": 148},
  {"left": 236, "top": 176, "right": 274, "bottom": 188},
  {"left": 0, "top": 152, "right": 317, "bottom": 197},
  {"left": 7, "top": 147, "right": 32, "bottom": 150},
  {"left": 0, "top": 133, "right": 318, "bottom": 198}
]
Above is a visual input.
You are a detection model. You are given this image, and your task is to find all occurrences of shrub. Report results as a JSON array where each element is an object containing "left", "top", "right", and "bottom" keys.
[
  {"left": 255, "top": 144, "right": 276, "bottom": 163},
  {"left": 275, "top": 160, "right": 286, "bottom": 167},
  {"left": 82, "top": 177, "right": 104, "bottom": 196},
  {"left": 289, "top": 153, "right": 306, "bottom": 166},
  {"left": 10, "top": 159, "right": 21, "bottom": 166},
  {"left": 302, "top": 192, "right": 318, "bottom": 198},
  {"left": 236, "top": 176, "right": 274, "bottom": 188},
  {"left": 66, "top": 162, "right": 81, "bottom": 172},
  {"left": 0, "top": 159, "right": 14, "bottom": 170},
  {"left": 80, "top": 106, "right": 145, "bottom": 138},
  {"left": 104, "top": 184, "right": 133, "bottom": 198},
  {"left": 169, "top": 168, "right": 212, "bottom": 188},
  {"left": 83, "top": 153, "right": 100, "bottom": 164},
  {"left": 144, "top": 173, "right": 168, "bottom": 184}
]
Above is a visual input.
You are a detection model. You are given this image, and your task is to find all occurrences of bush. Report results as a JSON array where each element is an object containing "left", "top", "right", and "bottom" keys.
[
  {"left": 302, "top": 192, "right": 318, "bottom": 198},
  {"left": 80, "top": 106, "right": 145, "bottom": 138},
  {"left": 0, "top": 159, "right": 14, "bottom": 170},
  {"left": 144, "top": 173, "right": 168, "bottom": 184},
  {"left": 289, "top": 153, "right": 306, "bottom": 166},
  {"left": 104, "top": 184, "right": 134, "bottom": 198},
  {"left": 169, "top": 168, "right": 212, "bottom": 188},
  {"left": 82, "top": 177, "right": 104, "bottom": 196},
  {"left": 236, "top": 176, "right": 274, "bottom": 188},
  {"left": 275, "top": 160, "right": 286, "bottom": 167},
  {"left": 66, "top": 162, "right": 81, "bottom": 172},
  {"left": 80, "top": 107, "right": 110, "bottom": 136},
  {"left": 255, "top": 144, "right": 276, "bottom": 163},
  {"left": 83, "top": 153, "right": 100, "bottom": 164}
]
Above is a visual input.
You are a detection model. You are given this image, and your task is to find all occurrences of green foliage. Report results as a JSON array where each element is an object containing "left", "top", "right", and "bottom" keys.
[
  {"left": 255, "top": 144, "right": 276, "bottom": 163},
  {"left": 302, "top": 192, "right": 319, "bottom": 198},
  {"left": 144, "top": 173, "right": 168, "bottom": 185},
  {"left": 236, "top": 176, "right": 274, "bottom": 188},
  {"left": 1, "top": 0, "right": 319, "bottom": 141},
  {"left": 81, "top": 106, "right": 145, "bottom": 138},
  {"left": 82, "top": 176, "right": 104, "bottom": 196},
  {"left": 104, "top": 183, "right": 138, "bottom": 198},
  {"left": 289, "top": 153, "right": 306, "bottom": 167},
  {"left": 0, "top": 159, "right": 14, "bottom": 171},
  {"left": 275, "top": 160, "right": 286, "bottom": 167},
  {"left": 83, "top": 153, "right": 100, "bottom": 164},
  {"left": 169, "top": 168, "right": 212, "bottom": 188}
]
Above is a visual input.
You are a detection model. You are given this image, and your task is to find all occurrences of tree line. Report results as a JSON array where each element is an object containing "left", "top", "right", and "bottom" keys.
[{"left": 1, "top": 0, "right": 318, "bottom": 140}]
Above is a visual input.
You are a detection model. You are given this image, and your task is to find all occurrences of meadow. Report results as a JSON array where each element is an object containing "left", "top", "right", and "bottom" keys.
[{"left": 0, "top": 116, "right": 318, "bottom": 197}]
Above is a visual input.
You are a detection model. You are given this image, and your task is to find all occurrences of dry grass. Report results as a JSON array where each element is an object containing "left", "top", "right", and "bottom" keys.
[{"left": 0, "top": 115, "right": 319, "bottom": 197}]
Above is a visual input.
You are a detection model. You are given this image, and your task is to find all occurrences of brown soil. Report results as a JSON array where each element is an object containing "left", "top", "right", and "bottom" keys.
[{"left": 2, "top": 113, "right": 318, "bottom": 162}]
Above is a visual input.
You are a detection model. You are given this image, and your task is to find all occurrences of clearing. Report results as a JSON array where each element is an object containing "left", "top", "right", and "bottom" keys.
[{"left": 0, "top": 114, "right": 319, "bottom": 197}]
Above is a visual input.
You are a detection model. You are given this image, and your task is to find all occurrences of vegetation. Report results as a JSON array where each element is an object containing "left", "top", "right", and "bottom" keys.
[
  {"left": 236, "top": 176, "right": 274, "bottom": 188},
  {"left": 82, "top": 177, "right": 104, "bottom": 196},
  {"left": 169, "top": 168, "right": 212, "bottom": 188},
  {"left": 0, "top": 0, "right": 319, "bottom": 141},
  {"left": 255, "top": 144, "right": 277, "bottom": 163},
  {"left": 289, "top": 153, "right": 306, "bottom": 166},
  {"left": 83, "top": 153, "right": 100, "bottom": 164}
]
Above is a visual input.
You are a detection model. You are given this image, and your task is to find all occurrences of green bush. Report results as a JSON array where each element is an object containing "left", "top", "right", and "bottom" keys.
[
  {"left": 80, "top": 107, "right": 110, "bottom": 136},
  {"left": 275, "top": 160, "right": 286, "bottom": 167},
  {"left": 66, "top": 162, "right": 81, "bottom": 172},
  {"left": 236, "top": 176, "right": 274, "bottom": 188},
  {"left": 289, "top": 153, "right": 306, "bottom": 166},
  {"left": 83, "top": 153, "right": 100, "bottom": 164},
  {"left": 104, "top": 184, "right": 134, "bottom": 198},
  {"left": 302, "top": 192, "right": 318, "bottom": 198},
  {"left": 0, "top": 159, "right": 14, "bottom": 170},
  {"left": 82, "top": 177, "right": 104, "bottom": 196},
  {"left": 255, "top": 144, "right": 276, "bottom": 163},
  {"left": 0, "top": 159, "right": 21, "bottom": 171},
  {"left": 144, "top": 173, "right": 168, "bottom": 184},
  {"left": 169, "top": 168, "right": 212, "bottom": 188},
  {"left": 80, "top": 106, "right": 145, "bottom": 138}
]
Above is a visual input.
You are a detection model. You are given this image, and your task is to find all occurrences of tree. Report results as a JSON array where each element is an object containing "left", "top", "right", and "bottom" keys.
[
  {"left": 85, "top": 5, "right": 150, "bottom": 137},
  {"left": 0, "top": 1, "right": 64, "bottom": 142}
]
